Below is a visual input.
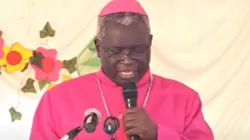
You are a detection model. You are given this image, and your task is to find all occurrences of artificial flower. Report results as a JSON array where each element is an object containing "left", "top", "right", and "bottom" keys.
[
  {"left": 47, "top": 75, "right": 72, "bottom": 90},
  {"left": 0, "top": 38, "right": 4, "bottom": 59},
  {"left": 31, "top": 47, "right": 62, "bottom": 82},
  {"left": 0, "top": 43, "right": 33, "bottom": 73}
]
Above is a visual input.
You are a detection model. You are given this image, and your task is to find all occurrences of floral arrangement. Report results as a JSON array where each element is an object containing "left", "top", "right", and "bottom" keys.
[{"left": 0, "top": 22, "right": 100, "bottom": 122}]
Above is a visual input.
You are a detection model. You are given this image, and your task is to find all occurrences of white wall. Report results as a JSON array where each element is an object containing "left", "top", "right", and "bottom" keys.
[
  {"left": 0, "top": 78, "right": 39, "bottom": 139},
  {"left": 0, "top": 0, "right": 250, "bottom": 140}
]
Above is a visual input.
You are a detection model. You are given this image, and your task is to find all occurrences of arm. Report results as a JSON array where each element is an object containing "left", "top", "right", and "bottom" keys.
[
  {"left": 157, "top": 92, "right": 214, "bottom": 140},
  {"left": 29, "top": 91, "right": 59, "bottom": 140}
]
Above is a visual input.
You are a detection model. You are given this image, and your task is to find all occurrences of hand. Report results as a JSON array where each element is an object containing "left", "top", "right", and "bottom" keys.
[{"left": 121, "top": 107, "right": 157, "bottom": 140}]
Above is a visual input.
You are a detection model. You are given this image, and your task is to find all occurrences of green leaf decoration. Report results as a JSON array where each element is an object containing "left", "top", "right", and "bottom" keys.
[
  {"left": 63, "top": 57, "right": 77, "bottom": 74},
  {"left": 76, "top": 38, "right": 100, "bottom": 75},
  {"left": 38, "top": 80, "right": 50, "bottom": 90},
  {"left": 9, "top": 107, "right": 22, "bottom": 122},
  {"left": 30, "top": 52, "right": 43, "bottom": 69},
  {"left": 80, "top": 57, "right": 100, "bottom": 67},
  {"left": 39, "top": 22, "right": 56, "bottom": 38},
  {"left": 21, "top": 63, "right": 29, "bottom": 72},
  {"left": 21, "top": 78, "right": 36, "bottom": 93},
  {"left": 87, "top": 38, "right": 96, "bottom": 52}
]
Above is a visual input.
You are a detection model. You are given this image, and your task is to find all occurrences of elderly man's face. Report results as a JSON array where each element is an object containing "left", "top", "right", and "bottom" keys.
[{"left": 95, "top": 23, "right": 152, "bottom": 85}]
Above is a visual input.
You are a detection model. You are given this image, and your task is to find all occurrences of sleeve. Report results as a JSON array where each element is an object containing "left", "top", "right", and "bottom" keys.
[
  {"left": 157, "top": 91, "right": 214, "bottom": 140},
  {"left": 29, "top": 91, "right": 59, "bottom": 140}
]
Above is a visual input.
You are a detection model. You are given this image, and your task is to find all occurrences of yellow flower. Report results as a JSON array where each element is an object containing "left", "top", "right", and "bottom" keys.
[
  {"left": 47, "top": 75, "right": 72, "bottom": 90},
  {"left": 0, "top": 43, "right": 32, "bottom": 73}
]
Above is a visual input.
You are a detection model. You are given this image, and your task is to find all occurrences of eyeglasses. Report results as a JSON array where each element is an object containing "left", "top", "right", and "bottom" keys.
[{"left": 104, "top": 46, "right": 150, "bottom": 61}]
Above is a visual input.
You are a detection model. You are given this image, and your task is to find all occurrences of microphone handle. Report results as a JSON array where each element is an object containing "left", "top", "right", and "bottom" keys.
[
  {"left": 126, "top": 98, "right": 137, "bottom": 108},
  {"left": 130, "top": 135, "right": 140, "bottom": 140},
  {"left": 59, "top": 126, "right": 82, "bottom": 140},
  {"left": 59, "top": 135, "right": 70, "bottom": 140},
  {"left": 126, "top": 99, "right": 140, "bottom": 140}
]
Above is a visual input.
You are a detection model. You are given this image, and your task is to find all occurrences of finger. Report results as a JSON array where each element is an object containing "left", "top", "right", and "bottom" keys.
[
  {"left": 125, "top": 127, "right": 141, "bottom": 137},
  {"left": 122, "top": 113, "right": 137, "bottom": 122},
  {"left": 118, "top": 114, "right": 123, "bottom": 119},
  {"left": 124, "top": 107, "right": 142, "bottom": 114},
  {"left": 123, "top": 120, "right": 138, "bottom": 131}
]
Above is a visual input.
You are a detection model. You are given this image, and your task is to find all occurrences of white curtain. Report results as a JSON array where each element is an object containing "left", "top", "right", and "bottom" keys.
[{"left": 0, "top": 0, "right": 250, "bottom": 139}]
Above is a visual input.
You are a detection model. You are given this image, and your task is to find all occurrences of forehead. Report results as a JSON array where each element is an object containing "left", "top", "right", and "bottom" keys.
[{"left": 101, "top": 23, "right": 149, "bottom": 48}]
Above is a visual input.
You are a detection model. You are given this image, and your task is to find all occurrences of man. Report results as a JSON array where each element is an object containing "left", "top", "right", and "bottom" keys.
[{"left": 30, "top": 0, "right": 214, "bottom": 140}]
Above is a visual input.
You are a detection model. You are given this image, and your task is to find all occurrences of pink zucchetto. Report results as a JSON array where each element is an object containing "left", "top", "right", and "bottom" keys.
[{"left": 98, "top": 0, "right": 147, "bottom": 16}]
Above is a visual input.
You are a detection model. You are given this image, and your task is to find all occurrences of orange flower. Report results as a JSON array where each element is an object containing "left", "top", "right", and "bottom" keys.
[{"left": 0, "top": 43, "right": 32, "bottom": 73}]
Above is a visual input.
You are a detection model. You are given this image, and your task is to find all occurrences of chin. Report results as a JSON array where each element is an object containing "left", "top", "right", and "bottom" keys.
[{"left": 115, "top": 77, "right": 139, "bottom": 85}]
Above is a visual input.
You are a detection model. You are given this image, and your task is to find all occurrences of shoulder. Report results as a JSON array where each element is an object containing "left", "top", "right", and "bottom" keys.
[
  {"left": 42, "top": 72, "right": 97, "bottom": 99},
  {"left": 152, "top": 74, "right": 201, "bottom": 102}
]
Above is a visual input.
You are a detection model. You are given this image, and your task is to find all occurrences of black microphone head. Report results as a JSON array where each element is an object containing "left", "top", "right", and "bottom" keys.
[
  {"left": 84, "top": 124, "right": 96, "bottom": 133},
  {"left": 103, "top": 116, "right": 120, "bottom": 135},
  {"left": 122, "top": 82, "right": 138, "bottom": 100},
  {"left": 83, "top": 108, "right": 101, "bottom": 133},
  {"left": 84, "top": 108, "right": 101, "bottom": 121}
]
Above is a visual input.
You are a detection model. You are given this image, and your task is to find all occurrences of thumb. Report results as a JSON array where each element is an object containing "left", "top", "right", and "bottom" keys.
[{"left": 118, "top": 114, "right": 123, "bottom": 119}]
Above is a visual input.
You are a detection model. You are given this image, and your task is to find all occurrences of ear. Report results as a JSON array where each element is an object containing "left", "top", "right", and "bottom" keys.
[
  {"left": 94, "top": 37, "right": 101, "bottom": 57},
  {"left": 149, "top": 34, "right": 153, "bottom": 46}
]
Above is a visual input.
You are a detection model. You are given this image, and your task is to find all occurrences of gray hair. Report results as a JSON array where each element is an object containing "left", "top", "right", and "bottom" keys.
[{"left": 96, "top": 12, "right": 150, "bottom": 41}]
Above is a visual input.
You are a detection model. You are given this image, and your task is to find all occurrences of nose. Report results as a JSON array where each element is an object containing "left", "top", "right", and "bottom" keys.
[
  {"left": 123, "top": 55, "right": 133, "bottom": 64},
  {"left": 121, "top": 49, "right": 133, "bottom": 64}
]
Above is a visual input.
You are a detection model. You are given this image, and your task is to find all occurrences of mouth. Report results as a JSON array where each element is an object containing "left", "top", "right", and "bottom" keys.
[{"left": 118, "top": 71, "right": 136, "bottom": 79}]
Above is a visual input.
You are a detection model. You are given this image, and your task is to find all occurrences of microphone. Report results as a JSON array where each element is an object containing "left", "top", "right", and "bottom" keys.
[
  {"left": 103, "top": 116, "right": 120, "bottom": 135},
  {"left": 59, "top": 126, "right": 83, "bottom": 140},
  {"left": 122, "top": 82, "right": 140, "bottom": 140},
  {"left": 59, "top": 109, "right": 101, "bottom": 140},
  {"left": 83, "top": 108, "right": 101, "bottom": 133}
]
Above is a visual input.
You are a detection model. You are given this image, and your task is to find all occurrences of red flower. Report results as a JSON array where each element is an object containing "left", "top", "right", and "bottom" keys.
[{"left": 31, "top": 47, "right": 62, "bottom": 82}]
